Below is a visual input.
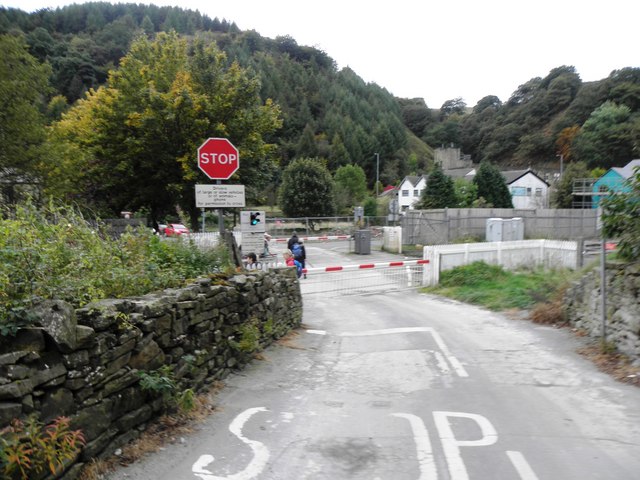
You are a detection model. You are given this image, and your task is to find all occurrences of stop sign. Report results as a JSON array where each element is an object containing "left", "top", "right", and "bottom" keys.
[{"left": 197, "top": 137, "right": 239, "bottom": 180}]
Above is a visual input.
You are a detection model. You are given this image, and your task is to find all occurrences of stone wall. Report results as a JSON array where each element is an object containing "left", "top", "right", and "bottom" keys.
[
  {"left": 565, "top": 262, "right": 640, "bottom": 361},
  {"left": 0, "top": 268, "right": 302, "bottom": 478}
]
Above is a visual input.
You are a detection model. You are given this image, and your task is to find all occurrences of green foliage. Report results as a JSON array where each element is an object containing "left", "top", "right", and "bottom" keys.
[
  {"left": 550, "top": 161, "right": 590, "bottom": 208},
  {"left": 4, "top": 4, "right": 640, "bottom": 202},
  {"left": 363, "top": 196, "right": 378, "bottom": 217},
  {"left": 601, "top": 167, "right": 640, "bottom": 260},
  {"left": 44, "top": 31, "right": 281, "bottom": 224},
  {"left": 472, "top": 162, "right": 513, "bottom": 208},
  {"left": 0, "top": 201, "right": 231, "bottom": 335},
  {"left": 416, "top": 164, "right": 456, "bottom": 208},
  {"left": 453, "top": 178, "right": 478, "bottom": 207},
  {"left": 427, "top": 261, "right": 573, "bottom": 310},
  {"left": 0, "top": 416, "right": 85, "bottom": 480},
  {"left": 138, "top": 366, "right": 196, "bottom": 413},
  {"left": 138, "top": 366, "right": 177, "bottom": 400},
  {"left": 230, "top": 319, "right": 261, "bottom": 353},
  {"left": 334, "top": 164, "right": 368, "bottom": 213},
  {"left": 572, "top": 101, "right": 639, "bottom": 169},
  {"left": 0, "top": 34, "right": 51, "bottom": 198},
  {"left": 278, "top": 158, "right": 335, "bottom": 217}
]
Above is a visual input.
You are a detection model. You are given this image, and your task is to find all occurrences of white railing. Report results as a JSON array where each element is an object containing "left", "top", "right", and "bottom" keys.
[{"left": 423, "top": 239, "right": 578, "bottom": 286}]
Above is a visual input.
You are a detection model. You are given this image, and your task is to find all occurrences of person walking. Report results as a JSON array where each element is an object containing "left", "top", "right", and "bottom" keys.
[
  {"left": 283, "top": 250, "right": 303, "bottom": 278},
  {"left": 291, "top": 239, "right": 306, "bottom": 278},
  {"left": 287, "top": 231, "right": 299, "bottom": 252}
]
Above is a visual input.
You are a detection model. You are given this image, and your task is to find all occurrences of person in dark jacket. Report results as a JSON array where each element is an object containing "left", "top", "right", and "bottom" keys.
[
  {"left": 287, "top": 231, "right": 299, "bottom": 251},
  {"left": 292, "top": 239, "right": 306, "bottom": 278}
]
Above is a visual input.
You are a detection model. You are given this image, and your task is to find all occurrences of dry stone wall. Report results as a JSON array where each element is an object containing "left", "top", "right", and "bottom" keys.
[
  {"left": 565, "top": 262, "right": 640, "bottom": 362},
  {"left": 0, "top": 268, "right": 302, "bottom": 478}
]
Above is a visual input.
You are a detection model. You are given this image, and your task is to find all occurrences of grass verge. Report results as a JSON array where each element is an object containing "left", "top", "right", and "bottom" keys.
[{"left": 421, "top": 261, "right": 574, "bottom": 314}]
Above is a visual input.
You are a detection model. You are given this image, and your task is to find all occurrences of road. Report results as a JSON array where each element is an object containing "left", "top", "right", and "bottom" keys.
[{"left": 105, "top": 241, "right": 640, "bottom": 479}]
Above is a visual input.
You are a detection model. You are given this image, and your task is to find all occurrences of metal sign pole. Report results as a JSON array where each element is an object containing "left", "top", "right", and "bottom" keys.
[
  {"left": 217, "top": 179, "right": 224, "bottom": 234},
  {"left": 600, "top": 232, "right": 607, "bottom": 344}
]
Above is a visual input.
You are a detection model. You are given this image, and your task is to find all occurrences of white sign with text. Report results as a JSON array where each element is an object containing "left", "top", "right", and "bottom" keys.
[{"left": 196, "top": 185, "right": 246, "bottom": 208}]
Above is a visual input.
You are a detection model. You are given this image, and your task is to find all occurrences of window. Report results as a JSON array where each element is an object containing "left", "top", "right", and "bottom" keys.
[
  {"left": 535, "top": 188, "right": 542, "bottom": 197},
  {"left": 526, "top": 187, "right": 532, "bottom": 196},
  {"left": 511, "top": 186, "right": 526, "bottom": 196},
  {"left": 402, "top": 190, "right": 409, "bottom": 197},
  {"left": 413, "top": 189, "right": 419, "bottom": 196}
]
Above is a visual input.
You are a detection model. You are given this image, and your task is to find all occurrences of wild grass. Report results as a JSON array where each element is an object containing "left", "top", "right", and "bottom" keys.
[{"left": 423, "top": 261, "right": 575, "bottom": 313}]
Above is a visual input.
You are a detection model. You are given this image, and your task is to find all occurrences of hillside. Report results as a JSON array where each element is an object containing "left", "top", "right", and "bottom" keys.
[{"left": 1, "top": 2, "right": 639, "bottom": 193}]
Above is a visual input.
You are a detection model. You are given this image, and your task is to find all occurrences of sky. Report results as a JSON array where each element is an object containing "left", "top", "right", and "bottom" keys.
[{"left": 3, "top": 0, "right": 639, "bottom": 107}]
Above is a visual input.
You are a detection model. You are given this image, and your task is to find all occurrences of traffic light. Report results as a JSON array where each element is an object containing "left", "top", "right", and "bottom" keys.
[{"left": 250, "top": 212, "right": 261, "bottom": 225}]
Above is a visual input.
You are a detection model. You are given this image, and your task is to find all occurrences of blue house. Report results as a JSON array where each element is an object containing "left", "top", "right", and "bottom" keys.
[{"left": 592, "top": 159, "right": 640, "bottom": 208}]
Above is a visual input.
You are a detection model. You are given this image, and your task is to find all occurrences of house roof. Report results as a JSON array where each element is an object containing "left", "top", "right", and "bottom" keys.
[
  {"left": 399, "top": 175, "right": 428, "bottom": 187},
  {"left": 500, "top": 168, "right": 549, "bottom": 186},
  {"left": 611, "top": 159, "right": 640, "bottom": 179},
  {"left": 443, "top": 168, "right": 475, "bottom": 179}
]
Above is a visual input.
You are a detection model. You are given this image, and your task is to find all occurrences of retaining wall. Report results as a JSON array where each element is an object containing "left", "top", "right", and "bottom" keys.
[
  {"left": 565, "top": 262, "right": 640, "bottom": 361},
  {"left": 0, "top": 268, "right": 302, "bottom": 478}
]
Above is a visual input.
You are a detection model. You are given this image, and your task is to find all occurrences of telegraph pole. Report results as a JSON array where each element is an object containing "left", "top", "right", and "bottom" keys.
[{"left": 375, "top": 152, "right": 380, "bottom": 197}]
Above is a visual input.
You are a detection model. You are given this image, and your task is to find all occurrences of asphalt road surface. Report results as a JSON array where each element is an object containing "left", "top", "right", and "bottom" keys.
[{"left": 105, "top": 241, "right": 640, "bottom": 479}]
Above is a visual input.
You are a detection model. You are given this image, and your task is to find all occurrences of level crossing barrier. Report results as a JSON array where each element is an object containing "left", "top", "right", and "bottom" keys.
[{"left": 300, "top": 259, "right": 429, "bottom": 296}]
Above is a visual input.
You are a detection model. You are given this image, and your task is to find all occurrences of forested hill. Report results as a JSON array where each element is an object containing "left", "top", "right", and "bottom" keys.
[
  {"left": 0, "top": 1, "right": 432, "bottom": 188},
  {"left": 1, "top": 1, "right": 639, "bottom": 184}
]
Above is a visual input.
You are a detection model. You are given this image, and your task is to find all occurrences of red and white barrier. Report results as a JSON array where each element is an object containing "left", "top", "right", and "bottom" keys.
[
  {"left": 273, "top": 235, "right": 351, "bottom": 243},
  {"left": 303, "top": 259, "right": 429, "bottom": 274}
]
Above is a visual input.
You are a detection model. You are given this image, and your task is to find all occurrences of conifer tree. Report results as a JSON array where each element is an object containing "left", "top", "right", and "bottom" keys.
[
  {"left": 416, "top": 164, "right": 456, "bottom": 209},
  {"left": 473, "top": 162, "right": 514, "bottom": 208}
]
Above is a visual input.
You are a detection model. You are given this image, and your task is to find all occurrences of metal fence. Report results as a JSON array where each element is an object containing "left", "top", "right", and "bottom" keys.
[{"left": 402, "top": 208, "right": 599, "bottom": 245}]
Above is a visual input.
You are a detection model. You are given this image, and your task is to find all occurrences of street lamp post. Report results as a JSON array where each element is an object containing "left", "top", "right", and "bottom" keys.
[
  {"left": 557, "top": 153, "right": 564, "bottom": 178},
  {"left": 375, "top": 152, "right": 380, "bottom": 197}
]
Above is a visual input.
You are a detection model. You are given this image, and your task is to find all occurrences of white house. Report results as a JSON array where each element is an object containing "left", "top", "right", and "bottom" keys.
[
  {"left": 502, "top": 169, "right": 550, "bottom": 209},
  {"left": 397, "top": 175, "right": 428, "bottom": 210}
]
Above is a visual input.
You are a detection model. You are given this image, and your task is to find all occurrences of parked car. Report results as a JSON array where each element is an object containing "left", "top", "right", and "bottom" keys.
[{"left": 164, "top": 223, "right": 190, "bottom": 236}]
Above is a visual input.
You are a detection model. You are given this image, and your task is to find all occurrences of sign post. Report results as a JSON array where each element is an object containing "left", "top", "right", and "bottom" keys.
[
  {"left": 240, "top": 211, "right": 266, "bottom": 255},
  {"left": 197, "top": 138, "right": 240, "bottom": 234}
]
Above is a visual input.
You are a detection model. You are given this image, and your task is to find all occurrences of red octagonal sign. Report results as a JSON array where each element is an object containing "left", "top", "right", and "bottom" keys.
[{"left": 197, "top": 137, "right": 239, "bottom": 180}]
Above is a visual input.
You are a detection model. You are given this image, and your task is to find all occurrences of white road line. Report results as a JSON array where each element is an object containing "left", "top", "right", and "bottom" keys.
[
  {"left": 391, "top": 413, "right": 438, "bottom": 479},
  {"left": 506, "top": 451, "right": 540, "bottom": 480},
  {"left": 192, "top": 407, "right": 270, "bottom": 480},
  {"left": 306, "top": 329, "right": 327, "bottom": 335},
  {"left": 427, "top": 330, "right": 469, "bottom": 377},
  {"left": 338, "top": 327, "right": 433, "bottom": 337},
  {"left": 307, "top": 327, "right": 468, "bottom": 377}
]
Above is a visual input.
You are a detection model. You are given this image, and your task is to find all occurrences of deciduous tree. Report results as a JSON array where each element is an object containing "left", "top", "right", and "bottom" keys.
[
  {"left": 45, "top": 32, "right": 281, "bottom": 224},
  {"left": 278, "top": 158, "right": 335, "bottom": 217},
  {"left": 334, "top": 164, "right": 368, "bottom": 214},
  {"left": 0, "top": 34, "right": 51, "bottom": 202}
]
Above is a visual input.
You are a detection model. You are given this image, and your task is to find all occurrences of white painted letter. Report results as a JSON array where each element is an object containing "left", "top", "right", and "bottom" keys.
[
  {"left": 433, "top": 411, "right": 498, "bottom": 480},
  {"left": 192, "top": 407, "right": 270, "bottom": 480},
  {"left": 391, "top": 413, "right": 438, "bottom": 479}
]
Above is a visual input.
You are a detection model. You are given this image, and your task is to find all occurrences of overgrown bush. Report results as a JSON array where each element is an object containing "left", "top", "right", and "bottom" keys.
[
  {"left": 0, "top": 201, "right": 232, "bottom": 335},
  {"left": 0, "top": 416, "right": 85, "bottom": 480}
]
